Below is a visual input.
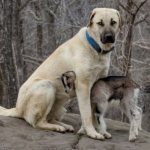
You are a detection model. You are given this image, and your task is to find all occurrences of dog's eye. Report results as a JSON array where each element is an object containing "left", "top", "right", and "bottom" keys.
[
  {"left": 110, "top": 20, "right": 117, "bottom": 26},
  {"left": 97, "top": 21, "right": 104, "bottom": 27}
]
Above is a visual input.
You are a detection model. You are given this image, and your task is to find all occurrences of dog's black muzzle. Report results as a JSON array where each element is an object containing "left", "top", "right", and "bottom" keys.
[{"left": 101, "top": 32, "right": 115, "bottom": 44}]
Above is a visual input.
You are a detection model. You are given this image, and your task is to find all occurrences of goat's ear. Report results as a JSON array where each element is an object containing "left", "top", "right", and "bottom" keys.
[
  {"left": 116, "top": 11, "right": 123, "bottom": 29},
  {"left": 87, "top": 11, "right": 96, "bottom": 27}
]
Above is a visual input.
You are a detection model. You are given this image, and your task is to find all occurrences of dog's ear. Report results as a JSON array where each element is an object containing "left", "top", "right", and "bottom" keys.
[
  {"left": 116, "top": 11, "right": 123, "bottom": 29},
  {"left": 87, "top": 11, "right": 96, "bottom": 27}
]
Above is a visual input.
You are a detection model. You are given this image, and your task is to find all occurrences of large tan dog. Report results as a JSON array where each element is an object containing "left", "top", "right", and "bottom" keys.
[{"left": 0, "top": 8, "right": 121, "bottom": 140}]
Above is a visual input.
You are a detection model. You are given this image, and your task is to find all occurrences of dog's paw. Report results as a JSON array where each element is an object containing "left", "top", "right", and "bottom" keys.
[
  {"left": 65, "top": 125, "right": 74, "bottom": 132},
  {"left": 77, "top": 127, "right": 85, "bottom": 135},
  {"left": 55, "top": 125, "right": 66, "bottom": 132},
  {"left": 103, "top": 132, "right": 112, "bottom": 139},
  {"left": 87, "top": 131, "right": 105, "bottom": 140}
]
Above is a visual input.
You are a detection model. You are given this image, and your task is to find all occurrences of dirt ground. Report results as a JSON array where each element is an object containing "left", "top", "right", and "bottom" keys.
[{"left": 0, "top": 113, "right": 150, "bottom": 150}]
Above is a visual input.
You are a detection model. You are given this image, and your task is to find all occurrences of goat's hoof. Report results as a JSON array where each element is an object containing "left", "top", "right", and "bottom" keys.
[{"left": 129, "top": 135, "right": 136, "bottom": 142}]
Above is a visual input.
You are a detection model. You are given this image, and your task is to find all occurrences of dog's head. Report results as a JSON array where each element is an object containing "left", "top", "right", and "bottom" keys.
[{"left": 87, "top": 8, "right": 122, "bottom": 50}]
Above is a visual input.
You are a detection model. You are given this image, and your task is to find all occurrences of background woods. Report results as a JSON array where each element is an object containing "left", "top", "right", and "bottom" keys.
[{"left": 0, "top": 0, "right": 150, "bottom": 130}]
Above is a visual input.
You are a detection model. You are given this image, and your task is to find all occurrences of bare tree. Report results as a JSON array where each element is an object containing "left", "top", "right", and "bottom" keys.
[
  {"left": 0, "top": 67, "right": 3, "bottom": 105},
  {"left": 13, "top": 0, "right": 24, "bottom": 87},
  {"left": 1, "top": 0, "right": 18, "bottom": 107},
  {"left": 119, "top": 0, "right": 148, "bottom": 76}
]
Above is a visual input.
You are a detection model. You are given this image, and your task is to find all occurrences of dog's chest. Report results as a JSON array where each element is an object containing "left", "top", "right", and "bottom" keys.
[{"left": 89, "top": 54, "right": 110, "bottom": 80}]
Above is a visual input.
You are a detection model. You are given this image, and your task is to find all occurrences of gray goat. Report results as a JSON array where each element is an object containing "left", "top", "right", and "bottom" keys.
[{"left": 61, "top": 71, "right": 142, "bottom": 142}]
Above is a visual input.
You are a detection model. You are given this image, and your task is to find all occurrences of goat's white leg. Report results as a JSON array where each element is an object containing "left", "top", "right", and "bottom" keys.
[
  {"left": 130, "top": 92, "right": 143, "bottom": 137},
  {"left": 122, "top": 106, "right": 137, "bottom": 141},
  {"left": 131, "top": 106, "right": 142, "bottom": 136},
  {"left": 133, "top": 89, "right": 142, "bottom": 131},
  {"left": 97, "top": 102, "right": 111, "bottom": 139},
  {"left": 98, "top": 114, "right": 112, "bottom": 139},
  {"left": 120, "top": 89, "right": 142, "bottom": 142},
  {"left": 129, "top": 120, "right": 137, "bottom": 141},
  {"left": 136, "top": 106, "right": 142, "bottom": 131}
]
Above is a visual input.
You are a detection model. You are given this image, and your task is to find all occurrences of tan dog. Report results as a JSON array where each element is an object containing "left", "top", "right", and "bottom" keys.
[{"left": 0, "top": 8, "right": 121, "bottom": 140}]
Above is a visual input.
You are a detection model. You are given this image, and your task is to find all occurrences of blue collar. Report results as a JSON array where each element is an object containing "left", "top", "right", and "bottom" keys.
[{"left": 86, "top": 30, "right": 114, "bottom": 54}]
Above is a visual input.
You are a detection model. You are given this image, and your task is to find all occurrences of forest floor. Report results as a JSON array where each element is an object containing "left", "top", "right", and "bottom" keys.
[{"left": 0, "top": 113, "right": 150, "bottom": 150}]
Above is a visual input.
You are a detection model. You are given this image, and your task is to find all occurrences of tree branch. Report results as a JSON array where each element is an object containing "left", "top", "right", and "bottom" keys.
[
  {"left": 46, "top": 8, "right": 57, "bottom": 19},
  {"left": 19, "top": 0, "right": 32, "bottom": 11},
  {"left": 0, "top": 23, "right": 5, "bottom": 31},
  {"left": 23, "top": 58, "right": 40, "bottom": 66},
  {"left": 119, "top": 2, "right": 134, "bottom": 16},
  {"left": 134, "top": 0, "right": 148, "bottom": 16},
  {"left": 134, "top": 13, "right": 149, "bottom": 26},
  {"left": 27, "top": 10, "right": 42, "bottom": 22},
  {"left": 131, "top": 58, "right": 150, "bottom": 66},
  {"left": 23, "top": 54, "right": 43, "bottom": 63}
]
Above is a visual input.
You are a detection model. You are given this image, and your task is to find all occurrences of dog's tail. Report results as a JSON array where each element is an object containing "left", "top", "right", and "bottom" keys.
[{"left": 0, "top": 106, "right": 21, "bottom": 118}]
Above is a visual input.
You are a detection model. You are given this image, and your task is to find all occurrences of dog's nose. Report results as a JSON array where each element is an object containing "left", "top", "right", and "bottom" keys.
[
  {"left": 104, "top": 33, "right": 115, "bottom": 43},
  {"left": 101, "top": 33, "right": 115, "bottom": 44},
  {"left": 105, "top": 33, "right": 113, "bottom": 40}
]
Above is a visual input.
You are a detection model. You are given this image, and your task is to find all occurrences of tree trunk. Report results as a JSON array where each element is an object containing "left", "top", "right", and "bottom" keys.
[
  {"left": 122, "top": 0, "right": 134, "bottom": 77},
  {"left": 34, "top": 0, "right": 43, "bottom": 56},
  {"left": 0, "top": 67, "right": 3, "bottom": 105},
  {"left": 13, "top": 0, "right": 24, "bottom": 87},
  {"left": 1, "top": 0, "right": 18, "bottom": 107}
]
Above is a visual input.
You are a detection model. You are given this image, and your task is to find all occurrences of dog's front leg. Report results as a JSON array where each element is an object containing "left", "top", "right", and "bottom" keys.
[{"left": 76, "top": 81, "right": 104, "bottom": 140}]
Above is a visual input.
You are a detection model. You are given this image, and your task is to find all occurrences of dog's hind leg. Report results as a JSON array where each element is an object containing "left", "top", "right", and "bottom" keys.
[
  {"left": 52, "top": 120, "right": 74, "bottom": 132},
  {"left": 36, "top": 120, "right": 66, "bottom": 132},
  {"left": 48, "top": 99, "right": 75, "bottom": 132},
  {"left": 24, "top": 80, "right": 66, "bottom": 132}
]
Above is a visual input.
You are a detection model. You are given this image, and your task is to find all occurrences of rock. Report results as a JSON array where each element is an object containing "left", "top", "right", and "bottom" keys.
[{"left": 0, "top": 114, "right": 150, "bottom": 150}]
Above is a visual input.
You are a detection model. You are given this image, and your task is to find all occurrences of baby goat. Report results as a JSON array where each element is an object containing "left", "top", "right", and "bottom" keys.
[{"left": 61, "top": 71, "right": 142, "bottom": 142}]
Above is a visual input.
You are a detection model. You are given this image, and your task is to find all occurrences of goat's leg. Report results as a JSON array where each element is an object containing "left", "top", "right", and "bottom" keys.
[
  {"left": 120, "top": 89, "right": 142, "bottom": 142},
  {"left": 136, "top": 106, "right": 142, "bottom": 131},
  {"left": 96, "top": 101, "right": 111, "bottom": 139},
  {"left": 120, "top": 99, "right": 137, "bottom": 141}
]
